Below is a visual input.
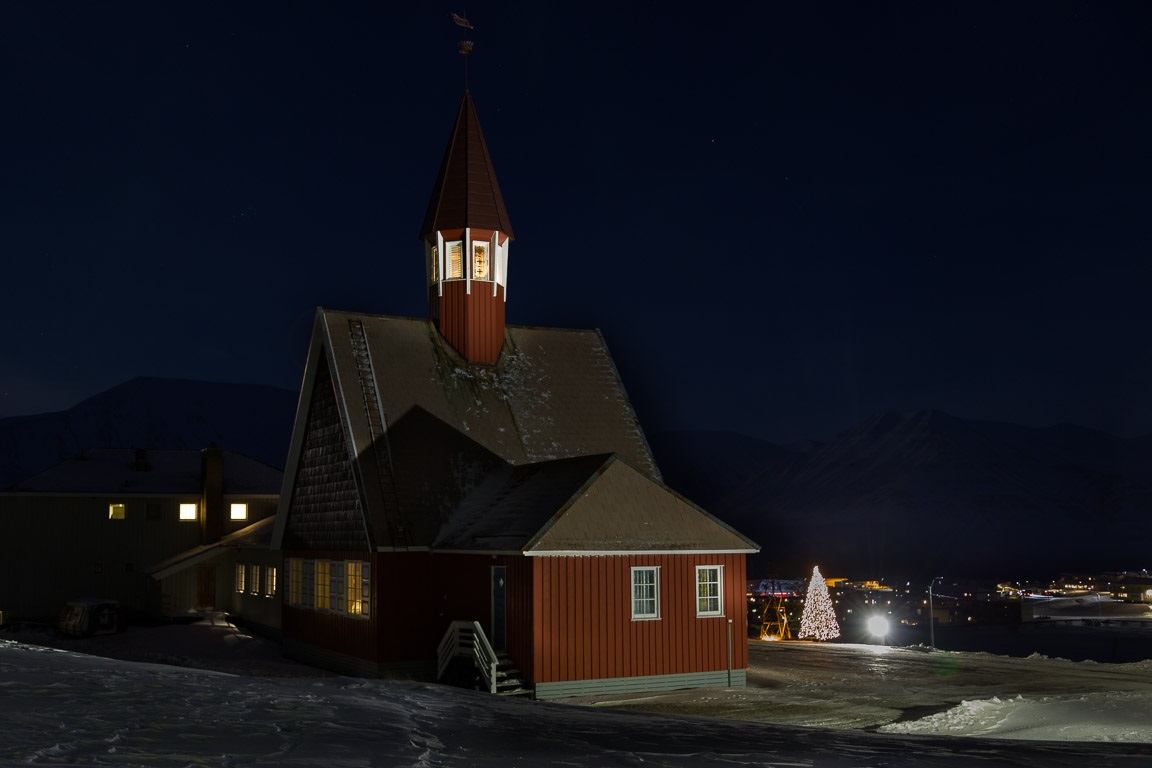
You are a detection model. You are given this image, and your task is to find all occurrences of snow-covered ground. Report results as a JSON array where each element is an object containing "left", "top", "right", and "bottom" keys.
[{"left": 3, "top": 617, "right": 1152, "bottom": 766}]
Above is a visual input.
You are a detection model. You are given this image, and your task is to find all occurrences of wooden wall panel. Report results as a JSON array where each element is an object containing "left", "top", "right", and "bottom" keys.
[
  {"left": 429, "top": 282, "right": 505, "bottom": 364},
  {"left": 531, "top": 553, "right": 748, "bottom": 685}
]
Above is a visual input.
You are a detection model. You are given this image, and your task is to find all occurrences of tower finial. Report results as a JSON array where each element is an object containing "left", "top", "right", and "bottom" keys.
[{"left": 451, "top": 12, "right": 474, "bottom": 90}]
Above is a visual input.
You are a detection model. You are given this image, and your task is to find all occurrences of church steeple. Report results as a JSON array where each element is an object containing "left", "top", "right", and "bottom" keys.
[{"left": 421, "top": 91, "right": 514, "bottom": 365}]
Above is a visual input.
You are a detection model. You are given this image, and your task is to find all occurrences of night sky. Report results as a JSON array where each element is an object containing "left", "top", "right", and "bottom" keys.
[{"left": 3, "top": 3, "right": 1151, "bottom": 445}]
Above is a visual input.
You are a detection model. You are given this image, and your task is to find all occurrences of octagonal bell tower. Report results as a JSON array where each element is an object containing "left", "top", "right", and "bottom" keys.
[{"left": 420, "top": 91, "right": 515, "bottom": 365}]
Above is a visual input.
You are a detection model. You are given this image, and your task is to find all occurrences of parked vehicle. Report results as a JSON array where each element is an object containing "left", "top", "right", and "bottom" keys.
[{"left": 58, "top": 599, "right": 124, "bottom": 637}]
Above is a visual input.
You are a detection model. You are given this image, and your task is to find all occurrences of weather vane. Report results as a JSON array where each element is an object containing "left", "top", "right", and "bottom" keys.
[{"left": 452, "top": 12, "right": 474, "bottom": 88}]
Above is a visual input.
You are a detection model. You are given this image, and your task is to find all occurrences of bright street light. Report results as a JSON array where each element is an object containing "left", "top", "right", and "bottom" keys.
[{"left": 866, "top": 615, "right": 889, "bottom": 640}]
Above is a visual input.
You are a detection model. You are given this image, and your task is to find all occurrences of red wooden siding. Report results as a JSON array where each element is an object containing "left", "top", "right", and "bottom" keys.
[
  {"left": 531, "top": 553, "right": 748, "bottom": 684},
  {"left": 429, "top": 281, "right": 505, "bottom": 364}
]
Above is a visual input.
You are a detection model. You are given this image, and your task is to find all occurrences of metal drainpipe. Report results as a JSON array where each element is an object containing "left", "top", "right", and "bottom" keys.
[{"left": 726, "top": 618, "right": 733, "bottom": 686}]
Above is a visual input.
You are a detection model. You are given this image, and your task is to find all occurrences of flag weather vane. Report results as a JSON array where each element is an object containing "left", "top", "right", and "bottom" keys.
[{"left": 452, "top": 12, "right": 474, "bottom": 88}]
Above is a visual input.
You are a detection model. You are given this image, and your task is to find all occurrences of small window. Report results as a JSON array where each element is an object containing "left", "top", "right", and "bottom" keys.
[
  {"left": 472, "top": 242, "right": 489, "bottom": 280},
  {"left": 631, "top": 566, "right": 660, "bottom": 620},
  {"left": 230, "top": 503, "right": 248, "bottom": 521},
  {"left": 266, "top": 566, "right": 278, "bottom": 598},
  {"left": 315, "top": 561, "right": 330, "bottom": 610},
  {"left": 235, "top": 563, "right": 246, "bottom": 594},
  {"left": 288, "top": 560, "right": 302, "bottom": 605},
  {"left": 329, "top": 561, "right": 346, "bottom": 613},
  {"left": 347, "top": 562, "right": 365, "bottom": 615},
  {"left": 430, "top": 245, "right": 439, "bottom": 282},
  {"left": 108, "top": 503, "right": 126, "bottom": 520},
  {"left": 447, "top": 241, "right": 463, "bottom": 279},
  {"left": 696, "top": 565, "right": 723, "bottom": 617},
  {"left": 179, "top": 503, "right": 197, "bottom": 521},
  {"left": 249, "top": 564, "right": 260, "bottom": 595}
]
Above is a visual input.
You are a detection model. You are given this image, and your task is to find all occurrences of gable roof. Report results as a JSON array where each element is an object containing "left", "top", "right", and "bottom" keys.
[
  {"left": 275, "top": 310, "right": 662, "bottom": 550},
  {"left": 435, "top": 454, "right": 758, "bottom": 555},
  {"left": 9, "top": 448, "right": 282, "bottom": 495},
  {"left": 419, "top": 91, "right": 514, "bottom": 240}
]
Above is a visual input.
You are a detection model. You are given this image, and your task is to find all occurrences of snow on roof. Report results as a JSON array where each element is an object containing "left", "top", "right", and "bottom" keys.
[{"left": 9, "top": 447, "right": 282, "bottom": 495}]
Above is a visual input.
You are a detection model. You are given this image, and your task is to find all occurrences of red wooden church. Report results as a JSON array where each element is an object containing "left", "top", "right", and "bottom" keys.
[{"left": 271, "top": 92, "right": 758, "bottom": 698}]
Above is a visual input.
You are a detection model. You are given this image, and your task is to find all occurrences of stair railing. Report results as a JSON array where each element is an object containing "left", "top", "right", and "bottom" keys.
[{"left": 436, "top": 620, "right": 499, "bottom": 694}]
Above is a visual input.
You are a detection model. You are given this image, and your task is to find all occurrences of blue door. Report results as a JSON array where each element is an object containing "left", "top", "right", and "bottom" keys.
[{"left": 491, "top": 566, "right": 507, "bottom": 651}]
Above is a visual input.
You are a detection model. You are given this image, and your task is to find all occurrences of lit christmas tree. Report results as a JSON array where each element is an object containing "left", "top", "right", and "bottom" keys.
[{"left": 798, "top": 565, "right": 840, "bottom": 641}]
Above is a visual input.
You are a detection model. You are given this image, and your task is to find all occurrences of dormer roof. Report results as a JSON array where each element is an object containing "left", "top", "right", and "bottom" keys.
[{"left": 420, "top": 91, "right": 515, "bottom": 240}]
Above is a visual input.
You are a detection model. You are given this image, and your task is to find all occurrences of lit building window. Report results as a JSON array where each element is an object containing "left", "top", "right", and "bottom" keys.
[
  {"left": 473, "top": 242, "right": 489, "bottom": 280},
  {"left": 631, "top": 566, "right": 660, "bottom": 620},
  {"left": 430, "top": 245, "right": 439, "bottom": 282},
  {"left": 315, "top": 561, "right": 330, "bottom": 610},
  {"left": 235, "top": 563, "right": 246, "bottom": 594},
  {"left": 108, "top": 503, "right": 126, "bottom": 521},
  {"left": 230, "top": 503, "right": 248, "bottom": 521},
  {"left": 288, "top": 560, "right": 302, "bottom": 605},
  {"left": 179, "top": 503, "right": 197, "bottom": 521},
  {"left": 696, "top": 565, "right": 724, "bottom": 617},
  {"left": 266, "top": 566, "right": 278, "bottom": 598},
  {"left": 249, "top": 564, "right": 260, "bottom": 595},
  {"left": 447, "top": 241, "right": 463, "bottom": 279}
]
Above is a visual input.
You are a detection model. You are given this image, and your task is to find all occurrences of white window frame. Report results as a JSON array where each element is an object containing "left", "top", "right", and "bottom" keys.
[
  {"left": 446, "top": 240, "right": 464, "bottom": 279},
  {"left": 235, "top": 563, "right": 246, "bottom": 594},
  {"left": 631, "top": 566, "right": 660, "bottom": 620},
  {"left": 329, "top": 561, "right": 346, "bottom": 613},
  {"left": 266, "top": 565, "right": 278, "bottom": 598},
  {"left": 249, "top": 564, "right": 261, "bottom": 596},
  {"left": 695, "top": 565, "right": 724, "bottom": 617},
  {"left": 472, "top": 240, "right": 490, "bottom": 280}
]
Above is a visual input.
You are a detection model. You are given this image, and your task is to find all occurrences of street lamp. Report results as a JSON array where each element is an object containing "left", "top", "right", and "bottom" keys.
[
  {"left": 928, "top": 576, "right": 942, "bottom": 650},
  {"left": 867, "top": 615, "right": 889, "bottom": 645}
]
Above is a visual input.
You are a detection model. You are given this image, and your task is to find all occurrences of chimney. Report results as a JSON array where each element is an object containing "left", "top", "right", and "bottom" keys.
[
  {"left": 200, "top": 444, "right": 224, "bottom": 544},
  {"left": 132, "top": 448, "right": 150, "bottom": 471}
]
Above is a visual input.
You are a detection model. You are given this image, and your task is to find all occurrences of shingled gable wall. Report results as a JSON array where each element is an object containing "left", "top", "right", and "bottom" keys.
[{"left": 282, "top": 354, "right": 369, "bottom": 552}]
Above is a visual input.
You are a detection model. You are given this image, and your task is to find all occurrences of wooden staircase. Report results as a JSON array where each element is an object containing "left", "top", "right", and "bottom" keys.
[{"left": 437, "top": 620, "right": 533, "bottom": 698}]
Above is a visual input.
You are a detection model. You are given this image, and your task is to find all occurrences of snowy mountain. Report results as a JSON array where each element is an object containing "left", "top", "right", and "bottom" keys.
[
  {"left": 0, "top": 377, "right": 297, "bottom": 487},
  {"left": 653, "top": 412, "right": 1152, "bottom": 580}
]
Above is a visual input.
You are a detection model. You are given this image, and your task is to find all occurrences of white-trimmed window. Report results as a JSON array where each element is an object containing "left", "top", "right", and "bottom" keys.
[
  {"left": 179, "top": 503, "right": 197, "bottom": 521},
  {"left": 430, "top": 244, "right": 439, "bottom": 282},
  {"left": 249, "top": 564, "right": 260, "bottom": 595},
  {"left": 631, "top": 566, "right": 660, "bottom": 620},
  {"left": 696, "top": 565, "right": 723, "bottom": 617},
  {"left": 266, "top": 566, "right": 278, "bottom": 598},
  {"left": 235, "top": 563, "right": 246, "bottom": 594},
  {"left": 108, "top": 503, "right": 126, "bottom": 521},
  {"left": 288, "top": 560, "right": 302, "bottom": 604},
  {"left": 230, "top": 503, "right": 248, "bottom": 521},
  {"left": 472, "top": 241, "right": 490, "bottom": 279},
  {"left": 329, "top": 561, "right": 346, "bottom": 613},
  {"left": 347, "top": 561, "right": 371, "bottom": 617},
  {"left": 447, "top": 240, "right": 463, "bottom": 279},
  {"left": 315, "top": 561, "right": 330, "bottom": 610}
]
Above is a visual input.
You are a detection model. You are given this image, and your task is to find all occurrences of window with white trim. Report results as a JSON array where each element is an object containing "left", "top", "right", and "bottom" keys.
[
  {"left": 347, "top": 561, "right": 371, "bottom": 616},
  {"left": 329, "top": 561, "right": 346, "bottom": 613},
  {"left": 249, "top": 564, "right": 260, "bottom": 595},
  {"left": 266, "top": 566, "right": 278, "bottom": 598},
  {"left": 235, "top": 563, "right": 246, "bottom": 594},
  {"left": 288, "top": 560, "right": 302, "bottom": 604},
  {"left": 631, "top": 566, "right": 660, "bottom": 620},
  {"left": 446, "top": 241, "right": 463, "bottom": 279},
  {"left": 315, "top": 560, "right": 330, "bottom": 610},
  {"left": 472, "top": 241, "right": 490, "bottom": 279},
  {"left": 696, "top": 565, "right": 723, "bottom": 617}
]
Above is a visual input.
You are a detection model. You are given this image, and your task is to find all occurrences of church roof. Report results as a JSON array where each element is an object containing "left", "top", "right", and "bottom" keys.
[
  {"left": 275, "top": 310, "right": 663, "bottom": 550},
  {"left": 419, "top": 91, "right": 515, "bottom": 240},
  {"left": 435, "top": 454, "right": 758, "bottom": 554}
]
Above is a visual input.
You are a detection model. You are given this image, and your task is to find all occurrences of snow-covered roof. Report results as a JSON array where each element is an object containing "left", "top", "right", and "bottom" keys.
[
  {"left": 146, "top": 517, "right": 275, "bottom": 579},
  {"left": 9, "top": 447, "right": 282, "bottom": 495}
]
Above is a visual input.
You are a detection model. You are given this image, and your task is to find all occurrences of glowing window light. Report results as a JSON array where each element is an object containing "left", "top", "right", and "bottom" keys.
[
  {"left": 108, "top": 503, "right": 126, "bottom": 520},
  {"left": 179, "top": 503, "right": 197, "bottom": 521},
  {"left": 447, "top": 241, "right": 463, "bottom": 279},
  {"left": 230, "top": 503, "right": 248, "bottom": 521}
]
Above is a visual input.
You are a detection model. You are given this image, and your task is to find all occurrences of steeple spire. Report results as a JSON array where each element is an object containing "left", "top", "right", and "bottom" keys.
[{"left": 421, "top": 92, "right": 514, "bottom": 365}]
